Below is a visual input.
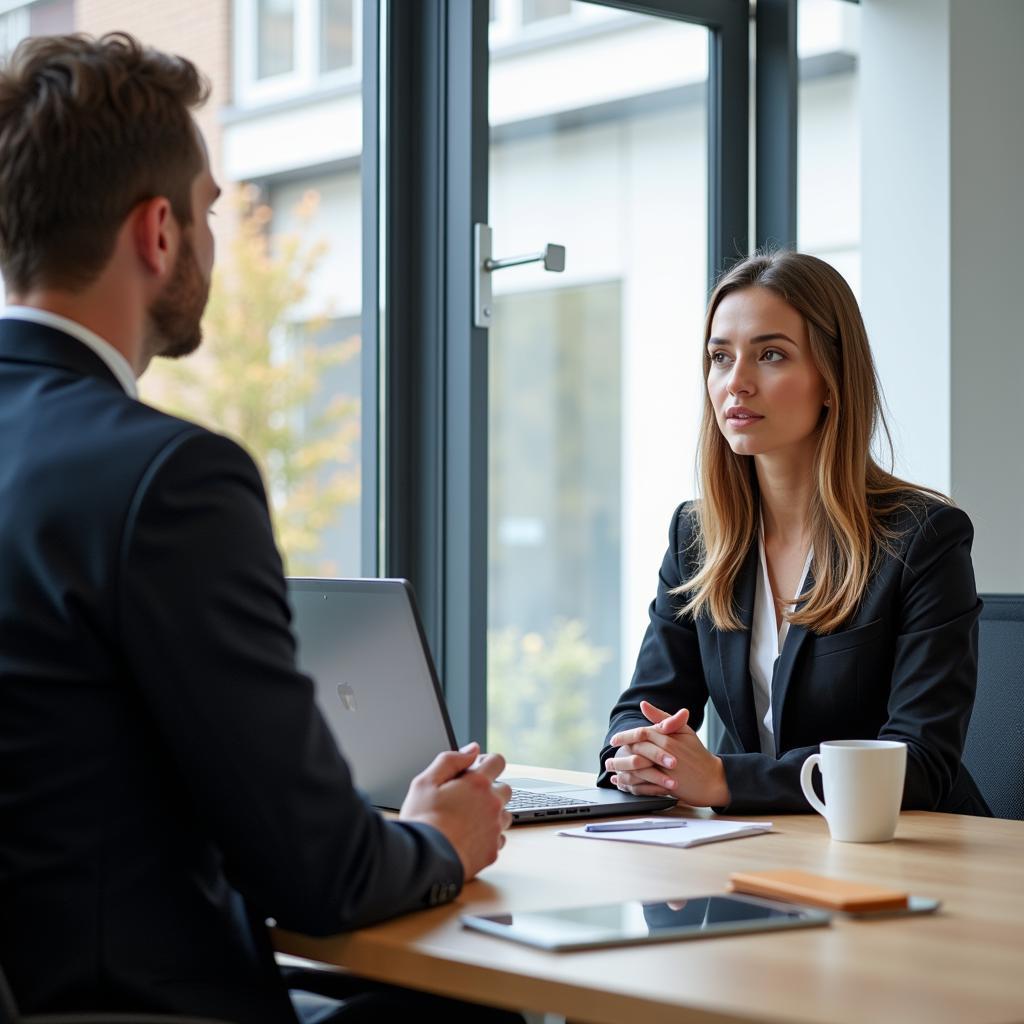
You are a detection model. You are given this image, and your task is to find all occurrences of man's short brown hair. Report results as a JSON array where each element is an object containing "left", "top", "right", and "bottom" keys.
[{"left": 0, "top": 32, "right": 209, "bottom": 294}]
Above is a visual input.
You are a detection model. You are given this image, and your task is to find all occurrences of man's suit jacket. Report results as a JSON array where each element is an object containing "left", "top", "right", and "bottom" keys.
[
  {"left": 599, "top": 500, "right": 991, "bottom": 816},
  {"left": 0, "top": 319, "right": 463, "bottom": 1023}
]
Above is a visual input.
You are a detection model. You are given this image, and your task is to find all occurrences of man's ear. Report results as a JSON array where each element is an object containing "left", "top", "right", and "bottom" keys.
[{"left": 131, "top": 196, "right": 177, "bottom": 278}]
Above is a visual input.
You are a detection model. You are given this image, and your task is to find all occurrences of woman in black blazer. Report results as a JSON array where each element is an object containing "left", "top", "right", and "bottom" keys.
[{"left": 599, "top": 251, "right": 989, "bottom": 816}]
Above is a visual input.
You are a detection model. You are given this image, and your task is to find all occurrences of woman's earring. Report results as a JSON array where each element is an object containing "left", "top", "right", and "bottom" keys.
[{"left": 824, "top": 395, "right": 832, "bottom": 407}]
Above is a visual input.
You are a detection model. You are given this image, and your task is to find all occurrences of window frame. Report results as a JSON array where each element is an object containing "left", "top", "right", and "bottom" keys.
[{"left": 756, "top": 0, "right": 797, "bottom": 250}]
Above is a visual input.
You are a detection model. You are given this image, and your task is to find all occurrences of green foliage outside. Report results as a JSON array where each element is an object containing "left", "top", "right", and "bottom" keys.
[
  {"left": 141, "top": 186, "right": 360, "bottom": 576},
  {"left": 488, "top": 618, "right": 612, "bottom": 771}
]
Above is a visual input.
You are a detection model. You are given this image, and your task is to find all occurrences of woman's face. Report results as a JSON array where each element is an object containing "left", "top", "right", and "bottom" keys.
[{"left": 706, "top": 286, "right": 828, "bottom": 461}]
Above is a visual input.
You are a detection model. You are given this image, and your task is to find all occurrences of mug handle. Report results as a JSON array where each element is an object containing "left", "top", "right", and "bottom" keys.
[{"left": 800, "top": 753, "right": 828, "bottom": 817}]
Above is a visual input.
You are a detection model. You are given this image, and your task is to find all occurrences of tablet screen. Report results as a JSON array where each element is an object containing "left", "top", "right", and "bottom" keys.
[{"left": 462, "top": 894, "right": 829, "bottom": 951}]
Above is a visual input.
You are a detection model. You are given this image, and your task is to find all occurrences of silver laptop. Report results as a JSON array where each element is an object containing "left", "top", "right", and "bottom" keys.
[{"left": 287, "top": 578, "right": 676, "bottom": 823}]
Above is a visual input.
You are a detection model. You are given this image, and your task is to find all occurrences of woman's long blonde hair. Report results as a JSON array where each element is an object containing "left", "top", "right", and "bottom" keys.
[{"left": 676, "top": 250, "right": 945, "bottom": 634}]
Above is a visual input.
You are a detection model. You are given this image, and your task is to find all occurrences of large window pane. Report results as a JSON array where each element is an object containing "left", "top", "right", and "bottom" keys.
[
  {"left": 487, "top": 3, "right": 709, "bottom": 770},
  {"left": 34, "top": 0, "right": 367, "bottom": 577}
]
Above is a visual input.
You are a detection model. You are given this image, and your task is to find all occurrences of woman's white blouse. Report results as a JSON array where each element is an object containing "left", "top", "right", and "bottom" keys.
[{"left": 749, "top": 524, "right": 813, "bottom": 758}]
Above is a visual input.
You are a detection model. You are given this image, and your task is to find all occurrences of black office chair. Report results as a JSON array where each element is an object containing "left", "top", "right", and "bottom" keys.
[
  {"left": 0, "top": 964, "right": 234, "bottom": 1024},
  {"left": 962, "top": 594, "right": 1024, "bottom": 821}
]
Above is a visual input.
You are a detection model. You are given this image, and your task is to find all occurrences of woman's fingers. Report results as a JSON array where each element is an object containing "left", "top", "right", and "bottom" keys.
[
  {"left": 605, "top": 751, "right": 657, "bottom": 773},
  {"left": 612, "top": 711, "right": 693, "bottom": 750},
  {"left": 640, "top": 701, "right": 691, "bottom": 734},
  {"left": 640, "top": 700, "right": 672, "bottom": 724},
  {"left": 608, "top": 736, "right": 678, "bottom": 771},
  {"left": 605, "top": 742, "right": 677, "bottom": 779},
  {"left": 630, "top": 739, "right": 677, "bottom": 769},
  {"left": 610, "top": 766, "right": 677, "bottom": 790},
  {"left": 610, "top": 724, "right": 673, "bottom": 750},
  {"left": 611, "top": 774, "right": 679, "bottom": 799},
  {"left": 605, "top": 743, "right": 675, "bottom": 771}
]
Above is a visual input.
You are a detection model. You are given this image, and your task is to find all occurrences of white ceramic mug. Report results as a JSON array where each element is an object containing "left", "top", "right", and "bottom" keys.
[{"left": 799, "top": 740, "right": 907, "bottom": 842}]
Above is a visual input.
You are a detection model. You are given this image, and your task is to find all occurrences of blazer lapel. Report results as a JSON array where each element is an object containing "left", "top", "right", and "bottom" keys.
[
  {"left": 771, "top": 564, "right": 816, "bottom": 753},
  {"left": 716, "top": 541, "right": 761, "bottom": 752}
]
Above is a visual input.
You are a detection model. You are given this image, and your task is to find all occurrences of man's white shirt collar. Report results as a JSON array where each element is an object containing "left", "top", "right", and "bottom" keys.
[{"left": 1, "top": 306, "right": 138, "bottom": 399}]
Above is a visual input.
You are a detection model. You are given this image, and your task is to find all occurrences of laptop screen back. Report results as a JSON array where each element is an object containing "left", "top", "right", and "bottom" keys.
[{"left": 287, "top": 578, "right": 456, "bottom": 810}]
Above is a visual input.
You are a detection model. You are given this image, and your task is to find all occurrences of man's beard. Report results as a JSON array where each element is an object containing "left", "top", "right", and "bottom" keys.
[{"left": 147, "top": 233, "right": 210, "bottom": 360}]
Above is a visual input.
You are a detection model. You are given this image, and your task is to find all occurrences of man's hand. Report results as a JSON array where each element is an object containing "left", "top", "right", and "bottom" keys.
[
  {"left": 400, "top": 742, "right": 513, "bottom": 881},
  {"left": 605, "top": 700, "right": 730, "bottom": 808}
]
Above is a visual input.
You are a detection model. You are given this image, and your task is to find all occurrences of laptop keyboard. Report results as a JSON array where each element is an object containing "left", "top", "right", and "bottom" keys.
[{"left": 506, "top": 789, "right": 596, "bottom": 811}]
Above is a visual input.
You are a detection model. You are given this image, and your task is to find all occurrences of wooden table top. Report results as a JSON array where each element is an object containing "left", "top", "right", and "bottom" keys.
[{"left": 274, "top": 766, "right": 1024, "bottom": 1024}]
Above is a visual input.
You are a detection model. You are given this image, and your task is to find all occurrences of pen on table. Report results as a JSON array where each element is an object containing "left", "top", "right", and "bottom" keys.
[{"left": 584, "top": 820, "right": 688, "bottom": 833}]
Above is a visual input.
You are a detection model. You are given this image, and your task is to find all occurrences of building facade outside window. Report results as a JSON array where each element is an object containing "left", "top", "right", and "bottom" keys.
[{"left": 234, "top": 0, "right": 360, "bottom": 108}]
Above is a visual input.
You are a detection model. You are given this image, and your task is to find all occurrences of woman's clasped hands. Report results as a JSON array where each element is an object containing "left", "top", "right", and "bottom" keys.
[{"left": 606, "top": 700, "right": 731, "bottom": 808}]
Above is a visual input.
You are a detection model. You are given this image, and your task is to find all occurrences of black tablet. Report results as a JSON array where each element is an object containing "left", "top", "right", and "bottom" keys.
[{"left": 461, "top": 893, "right": 830, "bottom": 951}]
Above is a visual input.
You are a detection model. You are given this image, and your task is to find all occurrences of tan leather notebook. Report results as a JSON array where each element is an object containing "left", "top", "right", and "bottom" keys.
[{"left": 728, "top": 869, "right": 909, "bottom": 912}]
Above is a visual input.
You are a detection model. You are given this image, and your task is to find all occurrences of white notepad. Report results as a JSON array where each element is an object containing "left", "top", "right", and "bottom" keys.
[{"left": 559, "top": 817, "right": 773, "bottom": 848}]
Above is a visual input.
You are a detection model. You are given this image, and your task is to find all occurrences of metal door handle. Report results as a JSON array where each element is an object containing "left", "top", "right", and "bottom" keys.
[
  {"left": 485, "top": 244, "right": 565, "bottom": 273},
  {"left": 474, "top": 224, "right": 566, "bottom": 329}
]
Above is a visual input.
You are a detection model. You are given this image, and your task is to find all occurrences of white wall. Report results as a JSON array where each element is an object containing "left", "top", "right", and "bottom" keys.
[{"left": 861, "top": 0, "right": 1024, "bottom": 591}]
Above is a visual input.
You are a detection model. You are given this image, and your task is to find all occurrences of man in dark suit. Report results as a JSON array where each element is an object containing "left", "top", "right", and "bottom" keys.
[{"left": 0, "top": 33, "right": 515, "bottom": 1024}]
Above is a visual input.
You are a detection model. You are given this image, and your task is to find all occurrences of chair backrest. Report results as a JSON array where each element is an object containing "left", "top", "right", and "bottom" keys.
[
  {"left": 962, "top": 595, "right": 1024, "bottom": 820},
  {"left": 0, "top": 964, "right": 21, "bottom": 1024}
]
